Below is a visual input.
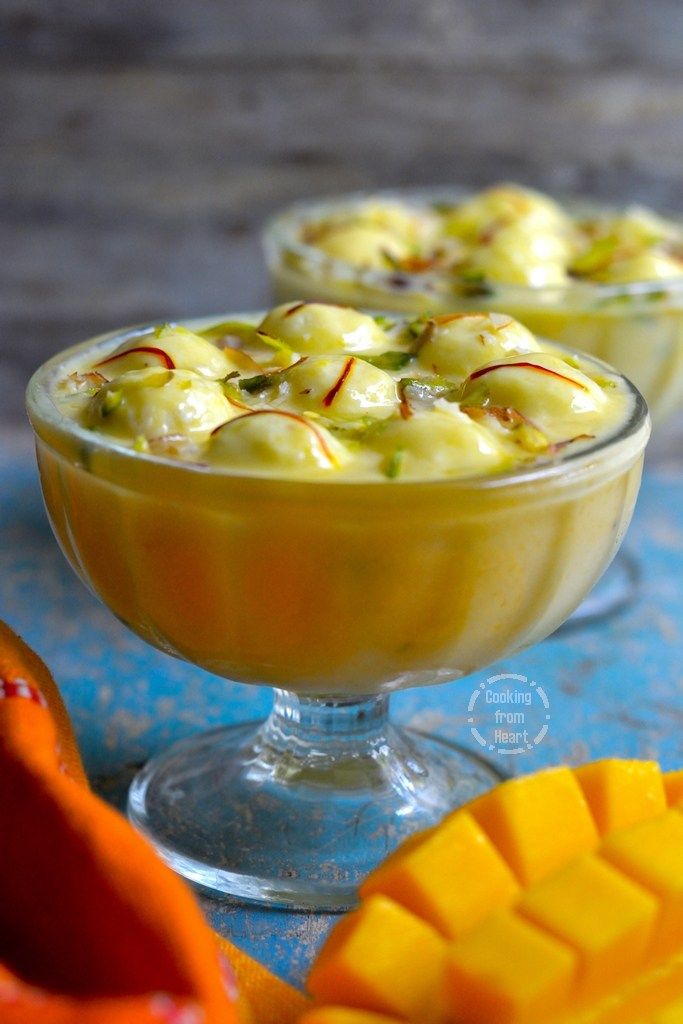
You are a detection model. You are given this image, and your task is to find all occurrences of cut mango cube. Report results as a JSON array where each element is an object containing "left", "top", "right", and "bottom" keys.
[
  {"left": 307, "top": 760, "right": 683, "bottom": 1024},
  {"left": 467, "top": 767, "right": 599, "bottom": 885},
  {"left": 663, "top": 770, "right": 683, "bottom": 809},
  {"left": 444, "top": 910, "right": 576, "bottom": 1024},
  {"left": 307, "top": 895, "right": 446, "bottom": 1022},
  {"left": 574, "top": 760, "right": 666, "bottom": 835},
  {"left": 360, "top": 810, "right": 519, "bottom": 939},
  {"left": 517, "top": 854, "right": 659, "bottom": 1000},
  {"left": 601, "top": 810, "right": 683, "bottom": 959}
]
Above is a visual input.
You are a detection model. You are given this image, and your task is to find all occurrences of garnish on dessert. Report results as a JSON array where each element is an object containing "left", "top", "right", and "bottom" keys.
[
  {"left": 292, "top": 183, "right": 683, "bottom": 292},
  {"left": 56, "top": 301, "right": 633, "bottom": 480}
]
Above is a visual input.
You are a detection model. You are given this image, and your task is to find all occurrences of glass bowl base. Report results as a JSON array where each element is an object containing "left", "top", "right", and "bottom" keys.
[{"left": 127, "top": 694, "right": 504, "bottom": 911}]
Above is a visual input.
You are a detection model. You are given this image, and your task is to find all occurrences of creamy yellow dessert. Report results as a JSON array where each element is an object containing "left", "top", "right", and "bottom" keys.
[
  {"left": 265, "top": 185, "right": 683, "bottom": 422},
  {"left": 27, "top": 303, "right": 648, "bottom": 693},
  {"left": 55, "top": 303, "right": 631, "bottom": 482},
  {"left": 292, "top": 185, "right": 683, "bottom": 288}
]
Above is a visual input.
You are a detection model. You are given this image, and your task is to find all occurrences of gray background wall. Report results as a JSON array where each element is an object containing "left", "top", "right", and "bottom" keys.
[{"left": 3, "top": 0, "right": 683, "bottom": 425}]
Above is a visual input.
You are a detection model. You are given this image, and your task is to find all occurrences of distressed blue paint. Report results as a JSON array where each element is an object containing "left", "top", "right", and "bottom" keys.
[{"left": 1, "top": 433, "right": 682, "bottom": 989}]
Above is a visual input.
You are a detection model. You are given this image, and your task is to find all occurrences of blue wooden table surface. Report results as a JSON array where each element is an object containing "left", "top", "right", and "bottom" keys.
[{"left": 1, "top": 428, "right": 682, "bottom": 990}]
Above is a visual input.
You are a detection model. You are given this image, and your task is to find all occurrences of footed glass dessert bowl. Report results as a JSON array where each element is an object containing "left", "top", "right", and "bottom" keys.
[
  {"left": 264, "top": 185, "right": 683, "bottom": 425},
  {"left": 26, "top": 302, "right": 650, "bottom": 909}
]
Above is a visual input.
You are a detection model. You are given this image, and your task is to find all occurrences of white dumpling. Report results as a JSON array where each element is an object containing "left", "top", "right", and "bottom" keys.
[
  {"left": 258, "top": 302, "right": 389, "bottom": 354},
  {"left": 417, "top": 312, "right": 540, "bottom": 380},
  {"left": 314, "top": 223, "right": 410, "bottom": 269},
  {"left": 209, "top": 410, "right": 348, "bottom": 473},
  {"left": 371, "top": 404, "right": 512, "bottom": 479},
  {"left": 96, "top": 325, "right": 232, "bottom": 379},
  {"left": 443, "top": 183, "right": 570, "bottom": 241},
  {"left": 460, "top": 353, "right": 609, "bottom": 441},
  {"left": 85, "top": 368, "right": 234, "bottom": 440},
  {"left": 281, "top": 355, "right": 398, "bottom": 421}
]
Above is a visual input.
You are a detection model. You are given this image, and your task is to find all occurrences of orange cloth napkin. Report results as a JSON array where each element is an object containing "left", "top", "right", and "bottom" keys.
[{"left": 0, "top": 619, "right": 308, "bottom": 1024}]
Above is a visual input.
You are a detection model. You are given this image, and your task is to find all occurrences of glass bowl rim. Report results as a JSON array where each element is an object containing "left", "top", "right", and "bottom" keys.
[
  {"left": 26, "top": 312, "right": 650, "bottom": 493},
  {"left": 262, "top": 186, "right": 683, "bottom": 304}
]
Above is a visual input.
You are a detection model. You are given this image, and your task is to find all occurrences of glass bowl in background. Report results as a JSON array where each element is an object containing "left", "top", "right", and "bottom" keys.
[
  {"left": 264, "top": 189, "right": 683, "bottom": 426},
  {"left": 26, "top": 317, "right": 650, "bottom": 909}
]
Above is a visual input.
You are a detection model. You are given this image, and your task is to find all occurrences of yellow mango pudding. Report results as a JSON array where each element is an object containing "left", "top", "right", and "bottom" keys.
[
  {"left": 264, "top": 184, "right": 683, "bottom": 424},
  {"left": 26, "top": 301, "right": 649, "bottom": 909},
  {"left": 305, "top": 759, "right": 683, "bottom": 1024}
]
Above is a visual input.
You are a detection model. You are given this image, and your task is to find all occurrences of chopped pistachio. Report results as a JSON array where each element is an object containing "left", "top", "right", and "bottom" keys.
[
  {"left": 514, "top": 422, "right": 550, "bottom": 453},
  {"left": 328, "top": 416, "right": 389, "bottom": 442},
  {"left": 431, "top": 201, "right": 457, "bottom": 215},
  {"left": 238, "top": 373, "right": 273, "bottom": 394},
  {"left": 570, "top": 235, "right": 619, "bottom": 277},
  {"left": 101, "top": 389, "right": 122, "bottom": 415},
  {"left": 255, "top": 331, "right": 294, "bottom": 362},
  {"left": 384, "top": 447, "right": 405, "bottom": 479},
  {"left": 359, "top": 351, "right": 414, "bottom": 371},
  {"left": 457, "top": 269, "right": 494, "bottom": 297},
  {"left": 406, "top": 316, "right": 429, "bottom": 339},
  {"left": 398, "top": 376, "right": 458, "bottom": 405},
  {"left": 200, "top": 320, "right": 258, "bottom": 344},
  {"left": 381, "top": 248, "right": 402, "bottom": 270}
]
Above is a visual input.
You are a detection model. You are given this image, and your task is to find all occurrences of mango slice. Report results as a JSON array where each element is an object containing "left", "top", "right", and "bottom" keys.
[
  {"left": 574, "top": 760, "right": 666, "bottom": 835},
  {"left": 360, "top": 810, "right": 519, "bottom": 939},
  {"left": 601, "top": 811, "right": 683, "bottom": 960},
  {"left": 517, "top": 854, "right": 659, "bottom": 999},
  {"left": 467, "top": 767, "right": 599, "bottom": 885},
  {"left": 306, "top": 759, "right": 683, "bottom": 1024},
  {"left": 444, "top": 910, "right": 576, "bottom": 1024},
  {"left": 307, "top": 895, "right": 446, "bottom": 1022}
]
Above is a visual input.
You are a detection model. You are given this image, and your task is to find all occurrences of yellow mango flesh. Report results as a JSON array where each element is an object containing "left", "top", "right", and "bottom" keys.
[
  {"left": 663, "top": 771, "right": 683, "bottom": 809},
  {"left": 306, "top": 759, "right": 683, "bottom": 1024},
  {"left": 575, "top": 760, "right": 667, "bottom": 835},
  {"left": 445, "top": 910, "right": 576, "bottom": 1024},
  {"left": 651, "top": 994, "right": 683, "bottom": 1023},
  {"left": 307, "top": 895, "right": 446, "bottom": 1022},
  {"left": 467, "top": 767, "right": 599, "bottom": 885},
  {"left": 359, "top": 810, "right": 520, "bottom": 939},
  {"left": 517, "top": 855, "right": 659, "bottom": 1000},
  {"left": 601, "top": 811, "right": 683, "bottom": 960}
]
